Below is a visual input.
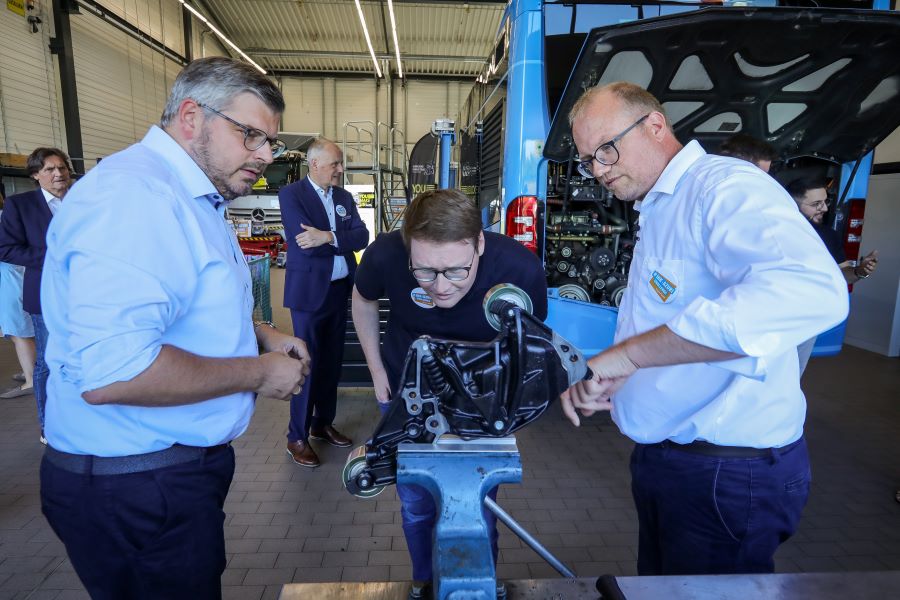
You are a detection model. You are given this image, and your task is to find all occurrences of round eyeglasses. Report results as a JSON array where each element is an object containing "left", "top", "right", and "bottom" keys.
[
  {"left": 198, "top": 103, "right": 287, "bottom": 159},
  {"left": 575, "top": 114, "right": 649, "bottom": 178},
  {"left": 409, "top": 250, "right": 477, "bottom": 283}
]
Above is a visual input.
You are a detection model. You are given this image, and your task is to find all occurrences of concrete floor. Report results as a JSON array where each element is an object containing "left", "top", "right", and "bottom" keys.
[{"left": 0, "top": 267, "right": 897, "bottom": 599}]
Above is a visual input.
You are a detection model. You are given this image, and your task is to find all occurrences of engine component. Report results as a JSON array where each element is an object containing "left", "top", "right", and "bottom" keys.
[
  {"left": 343, "top": 297, "right": 592, "bottom": 498},
  {"left": 545, "top": 210, "right": 633, "bottom": 306},
  {"left": 556, "top": 283, "right": 591, "bottom": 303},
  {"left": 482, "top": 283, "right": 534, "bottom": 331}
]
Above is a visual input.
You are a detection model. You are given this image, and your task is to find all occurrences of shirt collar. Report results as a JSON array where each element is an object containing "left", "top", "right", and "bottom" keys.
[
  {"left": 636, "top": 140, "right": 706, "bottom": 212},
  {"left": 39, "top": 188, "right": 58, "bottom": 203},
  {"left": 307, "top": 175, "right": 331, "bottom": 198},
  {"left": 141, "top": 125, "right": 219, "bottom": 202}
]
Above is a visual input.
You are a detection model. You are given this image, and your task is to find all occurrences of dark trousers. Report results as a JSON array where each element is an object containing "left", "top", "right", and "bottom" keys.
[
  {"left": 40, "top": 446, "right": 235, "bottom": 600},
  {"left": 630, "top": 437, "right": 811, "bottom": 575},
  {"left": 287, "top": 277, "right": 350, "bottom": 442},
  {"left": 31, "top": 314, "right": 48, "bottom": 428}
]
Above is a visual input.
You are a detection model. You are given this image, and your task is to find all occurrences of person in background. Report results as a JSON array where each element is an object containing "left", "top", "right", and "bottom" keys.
[
  {"left": 0, "top": 149, "right": 72, "bottom": 430},
  {"left": 39, "top": 56, "right": 309, "bottom": 600},
  {"left": 563, "top": 81, "right": 847, "bottom": 576},
  {"left": 0, "top": 182, "right": 35, "bottom": 400},
  {"left": 353, "top": 189, "right": 547, "bottom": 599},
  {"left": 784, "top": 176, "right": 878, "bottom": 373},
  {"left": 279, "top": 137, "right": 369, "bottom": 468},
  {"left": 717, "top": 132, "right": 778, "bottom": 172}
]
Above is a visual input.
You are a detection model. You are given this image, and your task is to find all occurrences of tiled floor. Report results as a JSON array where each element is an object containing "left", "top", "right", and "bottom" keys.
[{"left": 0, "top": 268, "right": 897, "bottom": 599}]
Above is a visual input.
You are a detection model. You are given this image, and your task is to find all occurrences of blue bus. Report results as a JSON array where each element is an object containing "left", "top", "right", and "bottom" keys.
[{"left": 453, "top": 0, "right": 900, "bottom": 356}]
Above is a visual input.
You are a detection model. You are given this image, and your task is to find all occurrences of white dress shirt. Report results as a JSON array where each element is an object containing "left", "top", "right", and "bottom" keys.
[
  {"left": 611, "top": 141, "right": 848, "bottom": 448},
  {"left": 40, "top": 187, "right": 62, "bottom": 215},
  {"left": 307, "top": 176, "right": 349, "bottom": 281}
]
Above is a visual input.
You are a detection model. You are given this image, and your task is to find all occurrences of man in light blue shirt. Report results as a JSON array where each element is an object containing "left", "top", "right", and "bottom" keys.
[
  {"left": 39, "top": 57, "right": 310, "bottom": 600},
  {"left": 562, "top": 83, "right": 847, "bottom": 576}
]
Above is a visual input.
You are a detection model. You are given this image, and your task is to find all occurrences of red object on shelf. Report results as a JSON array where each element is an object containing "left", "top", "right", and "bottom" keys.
[{"left": 238, "top": 236, "right": 281, "bottom": 262}]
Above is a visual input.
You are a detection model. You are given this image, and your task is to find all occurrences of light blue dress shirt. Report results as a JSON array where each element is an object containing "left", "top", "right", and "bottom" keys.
[
  {"left": 307, "top": 176, "right": 349, "bottom": 281},
  {"left": 612, "top": 141, "right": 848, "bottom": 448},
  {"left": 41, "top": 126, "right": 258, "bottom": 456}
]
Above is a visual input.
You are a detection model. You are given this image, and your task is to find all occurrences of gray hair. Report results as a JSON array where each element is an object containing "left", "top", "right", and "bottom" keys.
[
  {"left": 160, "top": 57, "right": 285, "bottom": 127},
  {"left": 306, "top": 137, "right": 340, "bottom": 162}
]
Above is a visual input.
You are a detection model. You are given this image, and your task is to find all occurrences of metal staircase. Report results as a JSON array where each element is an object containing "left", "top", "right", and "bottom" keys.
[{"left": 342, "top": 121, "right": 409, "bottom": 234}]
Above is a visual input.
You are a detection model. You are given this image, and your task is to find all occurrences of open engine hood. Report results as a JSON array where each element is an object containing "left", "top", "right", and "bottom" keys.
[{"left": 544, "top": 7, "right": 900, "bottom": 164}]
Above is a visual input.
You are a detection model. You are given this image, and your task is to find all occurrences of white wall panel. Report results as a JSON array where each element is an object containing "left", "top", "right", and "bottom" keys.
[
  {"left": 96, "top": 0, "right": 185, "bottom": 56},
  {"left": 71, "top": 9, "right": 180, "bottom": 164},
  {"left": 336, "top": 78, "right": 378, "bottom": 141},
  {"left": 0, "top": 6, "right": 63, "bottom": 155},
  {"left": 404, "top": 80, "right": 468, "bottom": 154},
  {"left": 281, "top": 78, "right": 326, "bottom": 137},
  {"left": 875, "top": 125, "right": 900, "bottom": 164}
]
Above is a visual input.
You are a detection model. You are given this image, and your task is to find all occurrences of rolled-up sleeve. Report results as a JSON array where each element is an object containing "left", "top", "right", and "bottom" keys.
[
  {"left": 46, "top": 175, "right": 199, "bottom": 393},
  {"left": 667, "top": 173, "right": 848, "bottom": 361}
]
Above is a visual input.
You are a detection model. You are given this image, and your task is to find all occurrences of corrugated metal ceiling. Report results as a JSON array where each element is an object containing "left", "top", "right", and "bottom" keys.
[{"left": 197, "top": 0, "right": 506, "bottom": 78}]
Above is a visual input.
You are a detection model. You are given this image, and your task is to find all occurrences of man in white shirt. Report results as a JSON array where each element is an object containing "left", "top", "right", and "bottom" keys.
[{"left": 562, "top": 82, "right": 848, "bottom": 575}]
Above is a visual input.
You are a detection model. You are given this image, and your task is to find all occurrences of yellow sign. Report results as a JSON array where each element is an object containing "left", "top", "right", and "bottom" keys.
[
  {"left": 357, "top": 192, "right": 375, "bottom": 208},
  {"left": 7, "top": 0, "right": 26, "bottom": 17}
]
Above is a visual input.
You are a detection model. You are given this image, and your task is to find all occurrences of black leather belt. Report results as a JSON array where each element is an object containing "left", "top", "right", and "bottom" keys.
[
  {"left": 654, "top": 437, "right": 803, "bottom": 459},
  {"left": 44, "top": 443, "right": 230, "bottom": 476}
]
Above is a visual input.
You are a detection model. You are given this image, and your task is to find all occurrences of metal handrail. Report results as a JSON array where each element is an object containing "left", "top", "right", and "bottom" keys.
[{"left": 342, "top": 120, "right": 377, "bottom": 170}]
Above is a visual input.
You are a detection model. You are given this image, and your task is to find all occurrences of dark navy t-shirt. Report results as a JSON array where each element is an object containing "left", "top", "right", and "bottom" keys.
[
  {"left": 812, "top": 222, "right": 846, "bottom": 264},
  {"left": 354, "top": 230, "right": 548, "bottom": 385}
]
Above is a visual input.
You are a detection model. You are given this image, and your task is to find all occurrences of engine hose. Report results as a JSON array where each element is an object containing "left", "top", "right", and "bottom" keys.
[{"left": 547, "top": 223, "right": 627, "bottom": 234}]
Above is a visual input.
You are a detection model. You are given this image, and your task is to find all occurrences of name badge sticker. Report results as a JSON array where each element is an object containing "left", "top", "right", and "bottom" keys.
[
  {"left": 335, "top": 204, "right": 347, "bottom": 218},
  {"left": 649, "top": 270, "right": 678, "bottom": 303},
  {"left": 410, "top": 287, "right": 435, "bottom": 309}
]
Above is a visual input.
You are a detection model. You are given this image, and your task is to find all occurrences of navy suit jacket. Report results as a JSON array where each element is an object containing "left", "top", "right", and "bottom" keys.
[
  {"left": 0, "top": 189, "right": 53, "bottom": 315},
  {"left": 280, "top": 178, "right": 369, "bottom": 312}
]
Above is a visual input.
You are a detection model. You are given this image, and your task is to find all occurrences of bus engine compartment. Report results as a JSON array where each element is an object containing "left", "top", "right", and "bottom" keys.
[{"left": 544, "top": 164, "right": 636, "bottom": 306}]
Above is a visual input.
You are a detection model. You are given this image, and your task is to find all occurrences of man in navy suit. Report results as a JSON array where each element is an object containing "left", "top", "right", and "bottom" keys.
[
  {"left": 280, "top": 138, "right": 369, "bottom": 467},
  {"left": 0, "top": 147, "right": 73, "bottom": 435}
]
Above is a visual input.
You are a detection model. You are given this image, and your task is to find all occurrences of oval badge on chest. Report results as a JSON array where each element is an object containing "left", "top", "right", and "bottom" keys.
[{"left": 410, "top": 287, "right": 435, "bottom": 309}]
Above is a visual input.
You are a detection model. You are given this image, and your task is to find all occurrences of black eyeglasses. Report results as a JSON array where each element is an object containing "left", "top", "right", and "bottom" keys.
[
  {"left": 198, "top": 103, "right": 287, "bottom": 159},
  {"left": 576, "top": 114, "right": 650, "bottom": 177},
  {"left": 802, "top": 199, "right": 831, "bottom": 211},
  {"left": 409, "top": 250, "right": 477, "bottom": 283}
]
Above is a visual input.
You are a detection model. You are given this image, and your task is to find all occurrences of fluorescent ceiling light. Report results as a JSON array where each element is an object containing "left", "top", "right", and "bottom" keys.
[
  {"left": 355, "top": 0, "right": 383, "bottom": 78},
  {"left": 387, "top": 0, "right": 403, "bottom": 78},
  {"left": 179, "top": 0, "right": 268, "bottom": 74}
]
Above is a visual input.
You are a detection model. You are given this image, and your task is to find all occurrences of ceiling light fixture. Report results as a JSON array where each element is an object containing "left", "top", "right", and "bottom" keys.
[
  {"left": 354, "top": 0, "right": 383, "bottom": 78},
  {"left": 386, "top": 0, "right": 403, "bottom": 78},
  {"left": 178, "top": 0, "right": 267, "bottom": 74}
]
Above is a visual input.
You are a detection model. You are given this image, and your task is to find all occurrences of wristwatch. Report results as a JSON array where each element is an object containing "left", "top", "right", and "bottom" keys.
[
  {"left": 854, "top": 266, "right": 869, "bottom": 280},
  {"left": 254, "top": 320, "right": 277, "bottom": 330}
]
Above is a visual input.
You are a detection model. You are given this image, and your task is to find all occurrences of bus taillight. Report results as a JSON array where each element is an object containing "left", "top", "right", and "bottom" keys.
[{"left": 505, "top": 195, "right": 540, "bottom": 253}]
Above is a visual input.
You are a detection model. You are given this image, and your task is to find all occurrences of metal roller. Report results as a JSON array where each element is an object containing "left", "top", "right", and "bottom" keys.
[
  {"left": 342, "top": 446, "right": 385, "bottom": 498},
  {"left": 482, "top": 283, "right": 534, "bottom": 331}
]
